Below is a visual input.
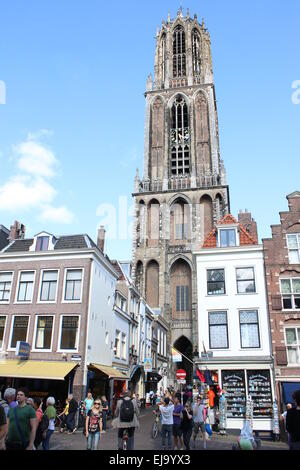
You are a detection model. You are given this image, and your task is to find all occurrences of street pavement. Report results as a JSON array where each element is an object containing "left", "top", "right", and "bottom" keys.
[{"left": 49, "top": 407, "right": 289, "bottom": 451}]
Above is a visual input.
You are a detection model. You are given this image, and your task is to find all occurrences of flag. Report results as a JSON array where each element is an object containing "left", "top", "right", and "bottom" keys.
[
  {"left": 171, "top": 347, "right": 182, "bottom": 363},
  {"left": 196, "top": 369, "right": 205, "bottom": 382}
]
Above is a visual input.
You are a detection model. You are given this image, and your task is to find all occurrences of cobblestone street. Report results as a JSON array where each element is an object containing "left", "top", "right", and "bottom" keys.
[{"left": 49, "top": 408, "right": 289, "bottom": 451}]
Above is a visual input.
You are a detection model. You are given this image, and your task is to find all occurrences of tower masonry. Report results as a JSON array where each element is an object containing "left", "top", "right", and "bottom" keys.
[{"left": 132, "top": 8, "right": 230, "bottom": 370}]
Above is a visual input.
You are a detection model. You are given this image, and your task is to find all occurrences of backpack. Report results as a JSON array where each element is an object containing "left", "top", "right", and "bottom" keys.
[
  {"left": 120, "top": 399, "right": 134, "bottom": 422},
  {"left": 39, "top": 413, "right": 49, "bottom": 433},
  {"left": 88, "top": 411, "right": 100, "bottom": 433},
  {"left": 0, "top": 399, "right": 9, "bottom": 416}
]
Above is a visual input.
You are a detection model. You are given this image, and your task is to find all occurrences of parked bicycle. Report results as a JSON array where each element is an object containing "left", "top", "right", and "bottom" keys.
[{"left": 151, "top": 409, "right": 161, "bottom": 439}]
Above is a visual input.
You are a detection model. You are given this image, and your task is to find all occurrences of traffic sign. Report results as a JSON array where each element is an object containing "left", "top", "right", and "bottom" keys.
[
  {"left": 177, "top": 379, "right": 186, "bottom": 385},
  {"left": 176, "top": 369, "right": 186, "bottom": 380}
]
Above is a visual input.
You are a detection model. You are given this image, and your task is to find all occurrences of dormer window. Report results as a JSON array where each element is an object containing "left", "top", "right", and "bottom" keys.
[
  {"left": 219, "top": 229, "right": 237, "bottom": 247},
  {"left": 36, "top": 236, "right": 49, "bottom": 251}
]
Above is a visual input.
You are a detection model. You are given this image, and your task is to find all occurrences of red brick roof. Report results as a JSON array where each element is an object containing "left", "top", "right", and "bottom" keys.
[{"left": 203, "top": 214, "right": 258, "bottom": 248}]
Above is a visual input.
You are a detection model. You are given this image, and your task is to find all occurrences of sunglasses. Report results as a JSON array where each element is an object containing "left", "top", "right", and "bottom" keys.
[{"left": 94, "top": 402, "right": 101, "bottom": 405}]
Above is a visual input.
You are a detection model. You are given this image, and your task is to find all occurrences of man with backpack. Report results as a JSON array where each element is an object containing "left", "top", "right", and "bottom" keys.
[{"left": 114, "top": 390, "right": 139, "bottom": 450}]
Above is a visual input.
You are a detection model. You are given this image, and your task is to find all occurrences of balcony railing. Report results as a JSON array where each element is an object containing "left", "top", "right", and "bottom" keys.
[{"left": 137, "top": 174, "right": 222, "bottom": 193}]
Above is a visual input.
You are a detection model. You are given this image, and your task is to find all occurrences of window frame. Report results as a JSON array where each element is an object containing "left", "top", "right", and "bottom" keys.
[
  {"left": 62, "top": 268, "right": 84, "bottom": 304},
  {"left": 14, "top": 270, "right": 36, "bottom": 304},
  {"left": 239, "top": 309, "right": 261, "bottom": 349},
  {"left": 208, "top": 310, "right": 229, "bottom": 350},
  {"left": 207, "top": 268, "right": 226, "bottom": 296},
  {"left": 32, "top": 315, "right": 55, "bottom": 352},
  {"left": 37, "top": 269, "right": 59, "bottom": 304},
  {"left": 218, "top": 228, "right": 238, "bottom": 248},
  {"left": 236, "top": 267, "right": 256, "bottom": 295},
  {"left": 0, "top": 315, "right": 7, "bottom": 351},
  {"left": 121, "top": 333, "right": 127, "bottom": 360},
  {"left": 57, "top": 314, "right": 81, "bottom": 352},
  {"left": 8, "top": 314, "right": 31, "bottom": 351},
  {"left": 286, "top": 234, "right": 300, "bottom": 264},
  {"left": 0, "top": 271, "right": 14, "bottom": 303},
  {"left": 35, "top": 236, "right": 50, "bottom": 252},
  {"left": 284, "top": 327, "right": 300, "bottom": 366},
  {"left": 114, "top": 330, "right": 121, "bottom": 358},
  {"left": 280, "top": 278, "right": 300, "bottom": 310}
]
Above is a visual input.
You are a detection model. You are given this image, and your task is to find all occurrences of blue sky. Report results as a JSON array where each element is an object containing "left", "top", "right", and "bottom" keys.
[{"left": 0, "top": 0, "right": 299, "bottom": 260}]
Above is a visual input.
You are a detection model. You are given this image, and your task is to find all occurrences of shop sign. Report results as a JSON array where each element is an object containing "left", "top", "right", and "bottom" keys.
[
  {"left": 71, "top": 354, "right": 82, "bottom": 361},
  {"left": 144, "top": 358, "right": 152, "bottom": 372},
  {"left": 171, "top": 347, "right": 182, "bottom": 363},
  {"left": 201, "top": 351, "right": 213, "bottom": 358},
  {"left": 176, "top": 369, "right": 186, "bottom": 380},
  {"left": 15, "top": 341, "right": 30, "bottom": 359}
]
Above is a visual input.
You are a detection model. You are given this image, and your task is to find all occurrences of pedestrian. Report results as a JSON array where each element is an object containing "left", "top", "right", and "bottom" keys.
[
  {"left": 5, "top": 388, "right": 37, "bottom": 450},
  {"left": 233, "top": 421, "right": 256, "bottom": 450},
  {"left": 2, "top": 388, "right": 17, "bottom": 417},
  {"left": 26, "top": 398, "right": 34, "bottom": 407},
  {"left": 0, "top": 404, "right": 7, "bottom": 450},
  {"left": 159, "top": 397, "right": 174, "bottom": 451},
  {"left": 66, "top": 394, "right": 78, "bottom": 434},
  {"left": 281, "top": 403, "right": 292, "bottom": 448},
  {"left": 114, "top": 390, "right": 140, "bottom": 450},
  {"left": 33, "top": 397, "right": 48, "bottom": 450},
  {"left": 58, "top": 398, "right": 69, "bottom": 433},
  {"left": 181, "top": 401, "right": 193, "bottom": 450},
  {"left": 101, "top": 395, "right": 109, "bottom": 432},
  {"left": 173, "top": 395, "right": 184, "bottom": 450},
  {"left": 85, "top": 397, "right": 103, "bottom": 450},
  {"left": 192, "top": 396, "right": 207, "bottom": 449},
  {"left": 42, "top": 397, "right": 56, "bottom": 450},
  {"left": 83, "top": 391, "right": 94, "bottom": 416},
  {"left": 286, "top": 390, "right": 300, "bottom": 450}
]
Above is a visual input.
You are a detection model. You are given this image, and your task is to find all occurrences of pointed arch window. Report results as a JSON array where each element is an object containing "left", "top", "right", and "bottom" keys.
[
  {"left": 192, "top": 29, "right": 201, "bottom": 75},
  {"left": 160, "top": 33, "right": 167, "bottom": 84},
  {"left": 170, "top": 97, "right": 190, "bottom": 175},
  {"left": 173, "top": 26, "right": 186, "bottom": 78}
]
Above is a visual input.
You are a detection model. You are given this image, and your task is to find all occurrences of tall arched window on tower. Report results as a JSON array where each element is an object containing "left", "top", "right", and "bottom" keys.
[
  {"left": 192, "top": 28, "right": 201, "bottom": 76},
  {"left": 160, "top": 33, "right": 167, "bottom": 85},
  {"left": 170, "top": 96, "right": 190, "bottom": 176},
  {"left": 173, "top": 26, "right": 186, "bottom": 78},
  {"left": 170, "top": 259, "right": 192, "bottom": 321}
]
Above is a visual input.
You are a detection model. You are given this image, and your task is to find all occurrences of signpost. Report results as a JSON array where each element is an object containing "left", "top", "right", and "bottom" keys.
[{"left": 176, "top": 369, "right": 187, "bottom": 403}]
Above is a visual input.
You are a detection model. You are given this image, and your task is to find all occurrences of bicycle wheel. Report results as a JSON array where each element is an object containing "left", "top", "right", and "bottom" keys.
[
  {"left": 123, "top": 439, "right": 127, "bottom": 450},
  {"left": 152, "top": 421, "right": 158, "bottom": 439}
]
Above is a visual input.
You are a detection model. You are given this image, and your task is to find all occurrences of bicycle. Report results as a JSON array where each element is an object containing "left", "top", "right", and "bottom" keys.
[
  {"left": 151, "top": 410, "right": 161, "bottom": 439},
  {"left": 122, "top": 429, "right": 129, "bottom": 450}
]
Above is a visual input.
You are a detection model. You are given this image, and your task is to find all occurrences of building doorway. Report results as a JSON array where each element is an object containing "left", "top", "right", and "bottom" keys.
[{"left": 173, "top": 336, "right": 193, "bottom": 385}]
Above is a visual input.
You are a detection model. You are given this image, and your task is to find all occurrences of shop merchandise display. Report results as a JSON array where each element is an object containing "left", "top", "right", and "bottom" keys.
[
  {"left": 246, "top": 395, "right": 254, "bottom": 430},
  {"left": 247, "top": 371, "right": 273, "bottom": 417},
  {"left": 272, "top": 400, "right": 280, "bottom": 438},
  {"left": 219, "top": 392, "right": 227, "bottom": 434},
  {"left": 221, "top": 371, "right": 246, "bottom": 418}
]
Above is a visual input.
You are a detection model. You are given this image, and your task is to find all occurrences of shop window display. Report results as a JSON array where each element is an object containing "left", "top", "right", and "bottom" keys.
[
  {"left": 246, "top": 370, "right": 273, "bottom": 417},
  {"left": 221, "top": 371, "right": 246, "bottom": 418}
]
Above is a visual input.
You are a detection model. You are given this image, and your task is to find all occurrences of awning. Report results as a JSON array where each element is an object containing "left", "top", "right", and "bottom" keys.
[
  {"left": 90, "top": 364, "right": 129, "bottom": 380},
  {"left": 282, "top": 382, "right": 300, "bottom": 404},
  {"left": 0, "top": 360, "right": 79, "bottom": 381},
  {"left": 130, "top": 364, "right": 142, "bottom": 380}
]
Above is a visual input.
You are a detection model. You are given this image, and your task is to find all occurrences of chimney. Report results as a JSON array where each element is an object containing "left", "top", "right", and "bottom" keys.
[
  {"left": 97, "top": 226, "right": 106, "bottom": 252},
  {"left": 9, "top": 221, "right": 25, "bottom": 241},
  {"left": 238, "top": 210, "right": 258, "bottom": 242}
]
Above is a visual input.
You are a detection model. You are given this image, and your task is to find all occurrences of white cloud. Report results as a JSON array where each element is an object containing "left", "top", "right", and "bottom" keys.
[
  {"left": 40, "top": 205, "right": 74, "bottom": 224},
  {"left": 15, "top": 140, "right": 58, "bottom": 178},
  {"left": 0, "top": 131, "right": 74, "bottom": 225}
]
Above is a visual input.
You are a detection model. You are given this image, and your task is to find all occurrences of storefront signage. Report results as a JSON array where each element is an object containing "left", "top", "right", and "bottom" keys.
[
  {"left": 15, "top": 341, "right": 30, "bottom": 359},
  {"left": 171, "top": 347, "right": 182, "bottom": 363},
  {"left": 176, "top": 369, "right": 186, "bottom": 380},
  {"left": 201, "top": 351, "right": 213, "bottom": 358},
  {"left": 144, "top": 358, "right": 153, "bottom": 372},
  {"left": 71, "top": 354, "right": 82, "bottom": 361}
]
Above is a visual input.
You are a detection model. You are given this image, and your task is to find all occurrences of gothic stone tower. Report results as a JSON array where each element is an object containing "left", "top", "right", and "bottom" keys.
[{"left": 132, "top": 8, "right": 230, "bottom": 375}]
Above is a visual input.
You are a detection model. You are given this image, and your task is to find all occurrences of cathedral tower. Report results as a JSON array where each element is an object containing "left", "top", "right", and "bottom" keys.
[{"left": 132, "top": 8, "right": 230, "bottom": 380}]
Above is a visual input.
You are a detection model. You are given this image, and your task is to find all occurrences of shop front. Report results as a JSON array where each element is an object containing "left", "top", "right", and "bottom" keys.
[
  {"left": 0, "top": 359, "right": 79, "bottom": 410},
  {"left": 196, "top": 362, "right": 275, "bottom": 432},
  {"left": 145, "top": 372, "right": 162, "bottom": 394}
]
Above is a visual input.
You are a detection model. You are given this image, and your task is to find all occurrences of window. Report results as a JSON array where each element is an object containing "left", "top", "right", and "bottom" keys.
[
  {"left": 0, "top": 316, "right": 6, "bottom": 349},
  {"left": 115, "top": 330, "right": 120, "bottom": 357},
  {"left": 36, "top": 236, "right": 49, "bottom": 251},
  {"left": 207, "top": 269, "right": 225, "bottom": 295},
  {"left": 64, "top": 269, "right": 83, "bottom": 301},
  {"left": 173, "top": 26, "right": 186, "bottom": 77},
  {"left": 175, "top": 223, "right": 188, "bottom": 240},
  {"left": 236, "top": 268, "right": 256, "bottom": 294},
  {"left": 10, "top": 316, "right": 29, "bottom": 348},
  {"left": 287, "top": 234, "right": 300, "bottom": 264},
  {"left": 171, "top": 97, "right": 190, "bottom": 176},
  {"left": 280, "top": 278, "right": 300, "bottom": 309},
  {"left": 121, "top": 333, "right": 126, "bottom": 359},
  {"left": 219, "top": 229, "right": 236, "bottom": 247},
  {"left": 17, "top": 271, "right": 34, "bottom": 302},
  {"left": 285, "top": 328, "right": 300, "bottom": 364},
  {"left": 105, "top": 332, "right": 109, "bottom": 345},
  {"left": 209, "top": 311, "right": 228, "bottom": 349},
  {"left": 35, "top": 316, "right": 53, "bottom": 350},
  {"left": 176, "top": 285, "right": 189, "bottom": 311},
  {"left": 40, "top": 270, "right": 58, "bottom": 302},
  {"left": 192, "top": 28, "right": 201, "bottom": 75},
  {"left": 0, "top": 272, "right": 13, "bottom": 301},
  {"left": 239, "top": 310, "right": 260, "bottom": 348},
  {"left": 59, "top": 316, "right": 79, "bottom": 350}
]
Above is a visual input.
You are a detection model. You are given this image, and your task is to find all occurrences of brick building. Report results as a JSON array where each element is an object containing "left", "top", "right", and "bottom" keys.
[
  {"left": 132, "top": 8, "right": 230, "bottom": 383},
  {"left": 262, "top": 192, "right": 300, "bottom": 411}
]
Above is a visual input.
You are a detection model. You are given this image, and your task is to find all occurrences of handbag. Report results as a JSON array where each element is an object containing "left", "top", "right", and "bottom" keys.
[{"left": 205, "top": 421, "right": 212, "bottom": 437}]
